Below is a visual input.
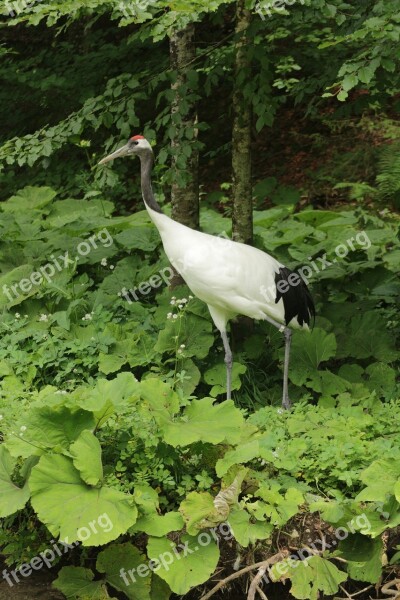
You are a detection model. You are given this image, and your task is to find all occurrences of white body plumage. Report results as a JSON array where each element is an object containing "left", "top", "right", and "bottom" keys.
[{"left": 146, "top": 206, "right": 297, "bottom": 332}]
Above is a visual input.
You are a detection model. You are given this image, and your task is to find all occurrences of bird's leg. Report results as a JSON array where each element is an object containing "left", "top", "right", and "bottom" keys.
[
  {"left": 221, "top": 331, "right": 233, "bottom": 401},
  {"left": 282, "top": 327, "right": 292, "bottom": 410}
]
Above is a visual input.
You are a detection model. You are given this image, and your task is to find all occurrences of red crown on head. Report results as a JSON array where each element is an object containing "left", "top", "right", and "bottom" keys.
[{"left": 131, "top": 135, "right": 145, "bottom": 140}]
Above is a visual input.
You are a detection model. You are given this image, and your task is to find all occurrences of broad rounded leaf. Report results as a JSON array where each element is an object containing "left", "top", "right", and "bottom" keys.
[
  {"left": 97, "top": 543, "right": 151, "bottom": 600},
  {"left": 147, "top": 535, "right": 219, "bottom": 595},
  {"left": 179, "top": 492, "right": 216, "bottom": 535},
  {"left": 53, "top": 566, "right": 108, "bottom": 600},
  {"left": 163, "top": 399, "right": 245, "bottom": 447},
  {"left": 271, "top": 555, "right": 347, "bottom": 600},
  {"left": 5, "top": 406, "right": 95, "bottom": 458},
  {"left": 228, "top": 509, "right": 272, "bottom": 547},
  {"left": 131, "top": 512, "right": 184, "bottom": 537},
  {"left": 30, "top": 455, "right": 137, "bottom": 546}
]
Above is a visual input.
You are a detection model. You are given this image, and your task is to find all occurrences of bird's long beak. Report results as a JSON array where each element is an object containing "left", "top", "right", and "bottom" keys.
[{"left": 98, "top": 143, "right": 130, "bottom": 165}]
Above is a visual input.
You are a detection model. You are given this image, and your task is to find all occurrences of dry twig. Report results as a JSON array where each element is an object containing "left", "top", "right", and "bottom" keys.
[{"left": 200, "top": 551, "right": 288, "bottom": 600}]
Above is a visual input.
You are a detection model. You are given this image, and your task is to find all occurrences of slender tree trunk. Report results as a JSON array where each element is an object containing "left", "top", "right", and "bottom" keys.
[
  {"left": 170, "top": 23, "right": 199, "bottom": 230},
  {"left": 232, "top": 0, "right": 252, "bottom": 244}
]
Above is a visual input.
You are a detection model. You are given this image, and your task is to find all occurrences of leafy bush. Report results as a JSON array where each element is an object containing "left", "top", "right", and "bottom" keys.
[{"left": 0, "top": 186, "right": 399, "bottom": 598}]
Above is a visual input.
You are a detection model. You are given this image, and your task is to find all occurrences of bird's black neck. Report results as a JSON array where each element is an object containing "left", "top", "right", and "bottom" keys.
[{"left": 140, "top": 151, "right": 162, "bottom": 213}]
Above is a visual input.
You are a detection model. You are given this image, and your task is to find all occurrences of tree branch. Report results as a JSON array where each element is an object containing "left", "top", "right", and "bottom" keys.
[{"left": 200, "top": 551, "right": 288, "bottom": 600}]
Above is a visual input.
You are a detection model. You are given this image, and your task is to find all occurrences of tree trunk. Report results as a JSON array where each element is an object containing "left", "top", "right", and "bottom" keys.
[
  {"left": 232, "top": 0, "right": 252, "bottom": 244},
  {"left": 170, "top": 23, "right": 199, "bottom": 230}
]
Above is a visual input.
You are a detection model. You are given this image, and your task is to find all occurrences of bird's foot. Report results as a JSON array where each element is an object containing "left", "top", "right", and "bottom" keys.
[{"left": 282, "top": 396, "right": 292, "bottom": 411}]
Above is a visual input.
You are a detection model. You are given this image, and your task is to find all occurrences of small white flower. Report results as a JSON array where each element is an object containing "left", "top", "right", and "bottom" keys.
[
  {"left": 20, "top": 426, "right": 27, "bottom": 432},
  {"left": 180, "top": 344, "right": 186, "bottom": 349},
  {"left": 39, "top": 314, "right": 49, "bottom": 322},
  {"left": 167, "top": 312, "right": 173, "bottom": 319},
  {"left": 173, "top": 314, "right": 178, "bottom": 320},
  {"left": 181, "top": 298, "right": 187, "bottom": 304},
  {"left": 0, "top": 415, "right": 3, "bottom": 420},
  {"left": 189, "top": 295, "right": 193, "bottom": 299},
  {"left": 101, "top": 258, "right": 108, "bottom": 266},
  {"left": 177, "top": 349, "right": 183, "bottom": 354},
  {"left": 15, "top": 313, "right": 20, "bottom": 319},
  {"left": 277, "top": 408, "right": 284, "bottom": 414},
  {"left": 24, "top": 315, "right": 28, "bottom": 318},
  {"left": 170, "top": 299, "right": 176, "bottom": 306},
  {"left": 178, "top": 304, "right": 183, "bottom": 309},
  {"left": 117, "top": 292, "right": 122, "bottom": 297},
  {"left": 83, "top": 313, "right": 93, "bottom": 321},
  {"left": 109, "top": 265, "right": 115, "bottom": 270}
]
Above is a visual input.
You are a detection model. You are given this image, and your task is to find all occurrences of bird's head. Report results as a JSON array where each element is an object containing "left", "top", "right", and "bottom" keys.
[{"left": 98, "top": 135, "right": 152, "bottom": 165}]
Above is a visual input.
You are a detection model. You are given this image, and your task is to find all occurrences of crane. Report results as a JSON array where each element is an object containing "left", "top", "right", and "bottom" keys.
[{"left": 99, "top": 135, "right": 315, "bottom": 409}]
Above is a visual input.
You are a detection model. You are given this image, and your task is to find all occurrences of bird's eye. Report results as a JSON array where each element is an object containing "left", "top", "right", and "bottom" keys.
[{"left": 133, "top": 141, "right": 139, "bottom": 146}]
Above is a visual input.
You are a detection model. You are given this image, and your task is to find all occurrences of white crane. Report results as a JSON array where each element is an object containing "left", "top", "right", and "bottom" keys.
[{"left": 99, "top": 135, "right": 315, "bottom": 409}]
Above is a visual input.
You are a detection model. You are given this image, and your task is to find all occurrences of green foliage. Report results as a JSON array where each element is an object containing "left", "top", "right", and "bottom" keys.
[
  {"left": 271, "top": 555, "right": 347, "bottom": 600},
  {"left": 376, "top": 141, "right": 400, "bottom": 207},
  {"left": 1, "top": 0, "right": 400, "bottom": 595}
]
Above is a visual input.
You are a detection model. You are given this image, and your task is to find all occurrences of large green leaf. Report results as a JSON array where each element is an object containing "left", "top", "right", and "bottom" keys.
[
  {"left": 290, "top": 328, "right": 336, "bottom": 375},
  {"left": 337, "top": 312, "right": 398, "bottom": 362},
  {"left": 0, "top": 264, "right": 36, "bottom": 308},
  {"left": 30, "top": 455, "right": 137, "bottom": 545},
  {"left": 339, "top": 535, "right": 383, "bottom": 583},
  {"left": 155, "top": 313, "right": 214, "bottom": 360},
  {"left": 70, "top": 430, "right": 103, "bottom": 486},
  {"left": 131, "top": 512, "right": 184, "bottom": 537},
  {"left": 0, "top": 446, "right": 30, "bottom": 517},
  {"left": 2, "top": 186, "right": 57, "bottom": 213},
  {"left": 163, "top": 398, "right": 246, "bottom": 446},
  {"left": 216, "top": 439, "right": 261, "bottom": 477},
  {"left": 228, "top": 509, "right": 272, "bottom": 547},
  {"left": 147, "top": 535, "right": 219, "bottom": 596},
  {"left": 115, "top": 225, "right": 160, "bottom": 252},
  {"left": 289, "top": 328, "right": 337, "bottom": 390},
  {"left": 256, "top": 484, "right": 304, "bottom": 526},
  {"left": 53, "top": 567, "right": 108, "bottom": 600},
  {"left": 5, "top": 406, "right": 95, "bottom": 458},
  {"left": 356, "top": 459, "right": 400, "bottom": 502},
  {"left": 138, "top": 379, "right": 180, "bottom": 424},
  {"left": 271, "top": 555, "right": 347, "bottom": 600},
  {"left": 179, "top": 492, "right": 216, "bottom": 535},
  {"left": 97, "top": 543, "right": 151, "bottom": 600},
  {"left": 81, "top": 372, "right": 139, "bottom": 412}
]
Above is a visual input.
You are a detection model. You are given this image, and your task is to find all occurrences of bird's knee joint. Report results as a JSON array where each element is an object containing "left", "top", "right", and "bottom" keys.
[{"left": 284, "top": 328, "right": 292, "bottom": 340}]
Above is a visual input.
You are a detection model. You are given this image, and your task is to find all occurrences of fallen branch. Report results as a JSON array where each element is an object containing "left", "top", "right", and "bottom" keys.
[
  {"left": 381, "top": 579, "right": 400, "bottom": 597},
  {"left": 248, "top": 566, "right": 267, "bottom": 600},
  {"left": 255, "top": 584, "right": 269, "bottom": 600},
  {"left": 200, "top": 551, "right": 288, "bottom": 600}
]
